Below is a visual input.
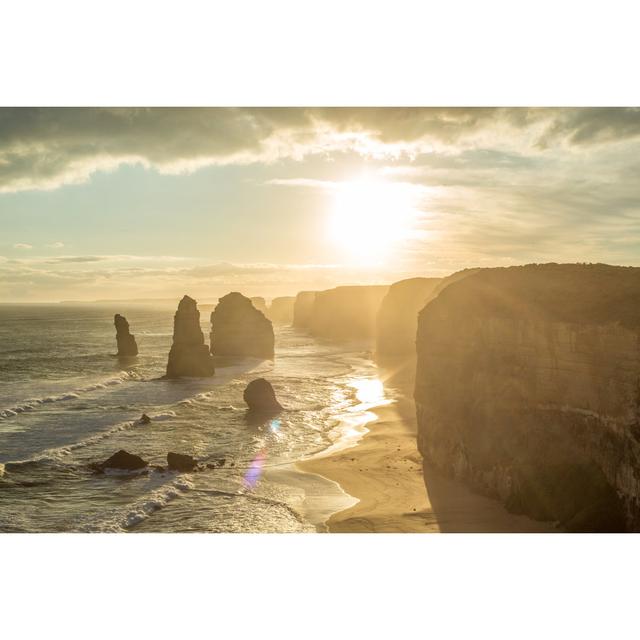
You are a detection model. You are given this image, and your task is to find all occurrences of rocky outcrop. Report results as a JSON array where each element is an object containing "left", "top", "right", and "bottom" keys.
[
  {"left": 376, "top": 278, "right": 441, "bottom": 358},
  {"left": 96, "top": 450, "right": 148, "bottom": 471},
  {"left": 210, "top": 292, "right": 274, "bottom": 359},
  {"left": 309, "top": 285, "right": 389, "bottom": 342},
  {"left": 114, "top": 314, "right": 138, "bottom": 356},
  {"left": 251, "top": 297, "right": 268, "bottom": 314},
  {"left": 243, "top": 378, "right": 283, "bottom": 413},
  {"left": 414, "top": 263, "right": 640, "bottom": 531},
  {"left": 267, "top": 296, "right": 295, "bottom": 324},
  {"left": 292, "top": 291, "right": 317, "bottom": 328},
  {"left": 165, "top": 295, "right": 215, "bottom": 378},
  {"left": 167, "top": 452, "right": 198, "bottom": 471}
]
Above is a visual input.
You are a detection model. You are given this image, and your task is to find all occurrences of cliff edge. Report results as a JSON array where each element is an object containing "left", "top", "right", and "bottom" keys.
[
  {"left": 414, "top": 263, "right": 640, "bottom": 531},
  {"left": 376, "top": 277, "right": 441, "bottom": 358},
  {"left": 309, "top": 285, "right": 389, "bottom": 342}
]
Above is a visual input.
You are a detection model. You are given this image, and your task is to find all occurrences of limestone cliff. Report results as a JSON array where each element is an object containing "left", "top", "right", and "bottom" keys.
[
  {"left": 292, "top": 291, "right": 317, "bottom": 328},
  {"left": 414, "top": 263, "right": 640, "bottom": 531},
  {"left": 210, "top": 292, "right": 274, "bottom": 359},
  {"left": 250, "top": 297, "right": 268, "bottom": 314},
  {"left": 165, "top": 295, "right": 215, "bottom": 378},
  {"left": 267, "top": 296, "right": 295, "bottom": 324},
  {"left": 114, "top": 313, "right": 138, "bottom": 356},
  {"left": 376, "top": 277, "right": 441, "bottom": 358},
  {"left": 309, "top": 285, "right": 389, "bottom": 342}
]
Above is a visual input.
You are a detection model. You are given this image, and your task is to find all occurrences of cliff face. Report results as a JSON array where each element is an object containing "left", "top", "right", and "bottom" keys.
[
  {"left": 267, "top": 296, "right": 295, "bottom": 325},
  {"left": 166, "top": 295, "right": 215, "bottom": 378},
  {"left": 376, "top": 277, "right": 441, "bottom": 358},
  {"left": 210, "top": 292, "right": 274, "bottom": 359},
  {"left": 250, "top": 297, "right": 268, "bottom": 314},
  {"left": 292, "top": 291, "right": 317, "bottom": 328},
  {"left": 309, "top": 285, "right": 389, "bottom": 342},
  {"left": 414, "top": 264, "right": 640, "bottom": 531},
  {"left": 114, "top": 314, "right": 138, "bottom": 356}
]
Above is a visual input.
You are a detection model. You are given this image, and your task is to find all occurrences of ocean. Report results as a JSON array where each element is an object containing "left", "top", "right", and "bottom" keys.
[{"left": 0, "top": 304, "right": 388, "bottom": 532}]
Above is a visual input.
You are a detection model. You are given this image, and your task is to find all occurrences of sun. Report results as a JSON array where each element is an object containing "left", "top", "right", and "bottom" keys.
[{"left": 329, "top": 177, "right": 419, "bottom": 264}]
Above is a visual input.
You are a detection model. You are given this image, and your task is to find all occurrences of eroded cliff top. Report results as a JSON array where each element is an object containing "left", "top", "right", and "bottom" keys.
[{"left": 421, "top": 263, "right": 640, "bottom": 329}]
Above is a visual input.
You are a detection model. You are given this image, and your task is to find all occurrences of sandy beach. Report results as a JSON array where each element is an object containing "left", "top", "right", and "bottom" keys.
[{"left": 299, "top": 368, "right": 555, "bottom": 533}]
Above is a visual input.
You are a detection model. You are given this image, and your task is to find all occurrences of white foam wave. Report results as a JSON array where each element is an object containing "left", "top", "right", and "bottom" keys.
[
  {"left": 83, "top": 476, "right": 195, "bottom": 532},
  {"left": 0, "top": 371, "right": 140, "bottom": 419},
  {"left": 147, "top": 411, "right": 176, "bottom": 421}
]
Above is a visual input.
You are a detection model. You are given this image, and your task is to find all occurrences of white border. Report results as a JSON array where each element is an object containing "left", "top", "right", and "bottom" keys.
[{"left": 1, "top": 1, "right": 639, "bottom": 636}]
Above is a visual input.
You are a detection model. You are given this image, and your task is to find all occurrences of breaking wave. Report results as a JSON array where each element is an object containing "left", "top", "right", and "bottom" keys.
[{"left": 0, "top": 371, "right": 141, "bottom": 419}]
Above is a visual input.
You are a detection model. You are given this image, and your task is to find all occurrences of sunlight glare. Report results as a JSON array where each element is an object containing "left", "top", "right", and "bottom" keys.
[
  {"left": 329, "top": 177, "right": 420, "bottom": 264},
  {"left": 352, "top": 378, "right": 385, "bottom": 405}
]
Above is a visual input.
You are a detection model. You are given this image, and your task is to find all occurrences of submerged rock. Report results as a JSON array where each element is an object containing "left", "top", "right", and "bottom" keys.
[
  {"left": 165, "top": 295, "right": 215, "bottom": 378},
  {"left": 98, "top": 449, "right": 148, "bottom": 471},
  {"left": 114, "top": 314, "right": 138, "bottom": 356},
  {"left": 167, "top": 452, "right": 198, "bottom": 471},
  {"left": 210, "top": 292, "right": 274, "bottom": 359},
  {"left": 243, "top": 378, "right": 283, "bottom": 413}
]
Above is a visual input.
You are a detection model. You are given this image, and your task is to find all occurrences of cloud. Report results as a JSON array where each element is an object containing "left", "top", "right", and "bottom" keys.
[
  {"left": 0, "top": 256, "right": 401, "bottom": 303},
  {"left": 45, "top": 241, "right": 64, "bottom": 248},
  {"left": 265, "top": 178, "right": 337, "bottom": 189},
  {"left": 13, "top": 243, "right": 32, "bottom": 249},
  {"left": 537, "top": 108, "right": 640, "bottom": 148},
  {"left": 1, "top": 108, "right": 638, "bottom": 193}
]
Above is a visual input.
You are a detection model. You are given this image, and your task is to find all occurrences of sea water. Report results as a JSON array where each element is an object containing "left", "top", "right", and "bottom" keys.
[{"left": 0, "top": 304, "right": 385, "bottom": 532}]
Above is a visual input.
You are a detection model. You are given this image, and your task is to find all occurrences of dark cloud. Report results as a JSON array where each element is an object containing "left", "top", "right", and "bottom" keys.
[
  {"left": 1, "top": 107, "right": 638, "bottom": 192},
  {"left": 538, "top": 108, "right": 640, "bottom": 147}
]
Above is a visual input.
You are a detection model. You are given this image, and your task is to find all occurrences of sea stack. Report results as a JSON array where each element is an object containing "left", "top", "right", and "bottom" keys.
[
  {"left": 414, "top": 263, "right": 640, "bottom": 531},
  {"left": 114, "top": 314, "right": 138, "bottom": 356},
  {"left": 267, "top": 296, "right": 296, "bottom": 324},
  {"left": 165, "top": 295, "right": 215, "bottom": 378},
  {"left": 210, "top": 292, "right": 274, "bottom": 359},
  {"left": 243, "top": 378, "right": 283, "bottom": 413}
]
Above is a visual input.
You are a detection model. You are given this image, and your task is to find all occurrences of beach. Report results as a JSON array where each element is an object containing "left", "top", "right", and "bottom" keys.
[{"left": 300, "top": 366, "right": 555, "bottom": 533}]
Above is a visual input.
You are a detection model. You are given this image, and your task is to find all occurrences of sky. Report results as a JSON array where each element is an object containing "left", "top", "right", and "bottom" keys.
[{"left": 1, "top": 107, "right": 639, "bottom": 302}]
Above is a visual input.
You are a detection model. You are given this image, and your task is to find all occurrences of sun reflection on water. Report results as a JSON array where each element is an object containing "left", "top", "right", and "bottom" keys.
[{"left": 351, "top": 378, "right": 386, "bottom": 405}]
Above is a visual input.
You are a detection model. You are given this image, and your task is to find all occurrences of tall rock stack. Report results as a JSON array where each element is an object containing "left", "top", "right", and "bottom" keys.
[
  {"left": 114, "top": 314, "right": 138, "bottom": 356},
  {"left": 165, "top": 295, "right": 215, "bottom": 378},
  {"left": 210, "top": 292, "right": 275, "bottom": 359}
]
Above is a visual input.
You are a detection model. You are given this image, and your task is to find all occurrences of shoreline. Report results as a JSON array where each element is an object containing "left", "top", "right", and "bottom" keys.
[{"left": 298, "top": 377, "right": 555, "bottom": 533}]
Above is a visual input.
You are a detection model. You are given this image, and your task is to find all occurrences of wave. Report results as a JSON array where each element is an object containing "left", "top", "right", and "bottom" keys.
[
  {"left": 81, "top": 475, "right": 195, "bottom": 532},
  {"left": 2, "top": 408, "right": 178, "bottom": 472},
  {"left": 0, "top": 371, "right": 141, "bottom": 419}
]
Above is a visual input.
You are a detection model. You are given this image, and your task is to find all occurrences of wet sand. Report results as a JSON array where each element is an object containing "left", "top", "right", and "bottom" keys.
[{"left": 299, "top": 379, "right": 554, "bottom": 533}]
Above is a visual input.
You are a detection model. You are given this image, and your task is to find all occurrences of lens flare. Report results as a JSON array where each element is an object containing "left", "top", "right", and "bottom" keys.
[{"left": 243, "top": 450, "right": 267, "bottom": 489}]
